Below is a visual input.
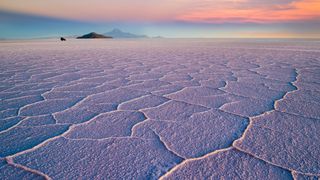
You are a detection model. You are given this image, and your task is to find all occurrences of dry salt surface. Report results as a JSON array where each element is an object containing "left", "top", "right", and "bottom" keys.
[{"left": 0, "top": 39, "right": 320, "bottom": 179}]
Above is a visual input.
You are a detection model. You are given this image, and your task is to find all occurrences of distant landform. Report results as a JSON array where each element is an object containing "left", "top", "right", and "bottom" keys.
[
  {"left": 12, "top": 29, "right": 158, "bottom": 40},
  {"left": 77, "top": 32, "right": 112, "bottom": 39},
  {"left": 104, "top": 28, "right": 148, "bottom": 38}
]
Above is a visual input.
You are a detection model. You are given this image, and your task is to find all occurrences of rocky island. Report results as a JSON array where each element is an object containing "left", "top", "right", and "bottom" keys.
[{"left": 77, "top": 32, "right": 112, "bottom": 39}]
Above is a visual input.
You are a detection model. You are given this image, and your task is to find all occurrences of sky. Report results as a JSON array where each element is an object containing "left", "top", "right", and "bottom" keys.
[{"left": 0, "top": 0, "right": 320, "bottom": 38}]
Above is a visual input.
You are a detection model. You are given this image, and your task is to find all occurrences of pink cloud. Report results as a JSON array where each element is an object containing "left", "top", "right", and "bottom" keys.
[
  {"left": 176, "top": 0, "right": 320, "bottom": 23},
  {"left": 0, "top": 0, "right": 319, "bottom": 23}
]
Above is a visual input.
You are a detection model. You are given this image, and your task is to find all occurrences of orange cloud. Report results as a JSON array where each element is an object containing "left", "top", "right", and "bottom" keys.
[
  {"left": 0, "top": 0, "right": 185, "bottom": 22},
  {"left": 177, "top": 0, "right": 320, "bottom": 23}
]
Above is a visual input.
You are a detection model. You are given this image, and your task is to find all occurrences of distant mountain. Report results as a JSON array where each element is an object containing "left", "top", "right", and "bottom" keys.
[
  {"left": 104, "top": 28, "right": 148, "bottom": 38},
  {"left": 77, "top": 32, "right": 112, "bottom": 39},
  {"left": 152, "top": 36, "right": 164, "bottom": 39}
]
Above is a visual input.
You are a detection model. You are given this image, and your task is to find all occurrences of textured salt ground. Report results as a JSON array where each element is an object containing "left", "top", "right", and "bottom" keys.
[
  {"left": 12, "top": 137, "right": 183, "bottom": 179},
  {"left": 161, "top": 148, "right": 293, "bottom": 180},
  {"left": 132, "top": 109, "right": 248, "bottom": 158},
  {"left": 234, "top": 111, "right": 320, "bottom": 175},
  {"left": 0, "top": 39, "right": 320, "bottom": 179},
  {"left": 292, "top": 172, "right": 320, "bottom": 180}
]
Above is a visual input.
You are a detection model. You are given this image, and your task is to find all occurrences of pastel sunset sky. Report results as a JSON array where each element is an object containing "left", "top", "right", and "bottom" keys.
[{"left": 1, "top": 0, "right": 320, "bottom": 38}]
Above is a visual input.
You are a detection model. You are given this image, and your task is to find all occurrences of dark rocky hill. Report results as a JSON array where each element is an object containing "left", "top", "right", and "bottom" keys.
[{"left": 77, "top": 32, "right": 112, "bottom": 39}]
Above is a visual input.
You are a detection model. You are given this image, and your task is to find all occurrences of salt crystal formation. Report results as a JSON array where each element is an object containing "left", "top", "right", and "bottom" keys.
[{"left": 0, "top": 39, "right": 319, "bottom": 179}]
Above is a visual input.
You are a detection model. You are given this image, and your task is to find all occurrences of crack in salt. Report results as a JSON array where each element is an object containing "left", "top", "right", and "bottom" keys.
[{"left": 5, "top": 157, "right": 52, "bottom": 180}]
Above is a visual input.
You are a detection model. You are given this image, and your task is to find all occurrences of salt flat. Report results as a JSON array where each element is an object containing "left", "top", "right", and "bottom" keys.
[{"left": 0, "top": 39, "right": 319, "bottom": 179}]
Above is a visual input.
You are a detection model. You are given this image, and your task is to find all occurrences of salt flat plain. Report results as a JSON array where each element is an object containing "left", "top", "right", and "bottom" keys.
[{"left": 0, "top": 39, "right": 319, "bottom": 179}]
